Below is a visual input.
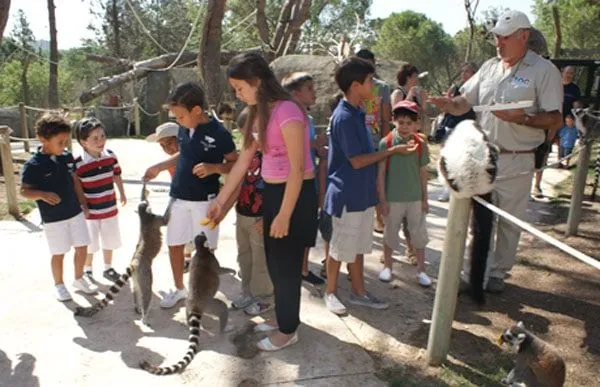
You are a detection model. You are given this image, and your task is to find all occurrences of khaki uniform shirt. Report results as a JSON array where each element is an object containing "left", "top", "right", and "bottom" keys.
[{"left": 460, "top": 50, "right": 563, "bottom": 151}]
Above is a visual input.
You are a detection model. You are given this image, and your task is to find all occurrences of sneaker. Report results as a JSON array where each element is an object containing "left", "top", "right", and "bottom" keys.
[
  {"left": 73, "top": 276, "right": 98, "bottom": 294},
  {"left": 417, "top": 272, "right": 432, "bottom": 287},
  {"left": 231, "top": 294, "right": 255, "bottom": 310},
  {"left": 302, "top": 271, "right": 325, "bottom": 285},
  {"left": 55, "top": 284, "right": 72, "bottom": 301},
  {"left": 244, "top": 301, "right": 274, "bottom": 316},
  {"left": 103, "top": 268, "right": 121, "bottom": 282},
  {"left": 324, "top": 293, "right": 347, "bottom": 315},
  {"left": 159, "top": 288, "right": 188, "bottom": 309},
  {"left": 486, "top": 277, "right": 506, "bottom": 293},
  {"left": 437, "top": 187, "right": 450, "bottom": 202},
  {"left": 379, "top": 267, "right": 392, "bottom": 282},
  {"left": 348, "top": 292, "right": 389, "bottom": 310}
]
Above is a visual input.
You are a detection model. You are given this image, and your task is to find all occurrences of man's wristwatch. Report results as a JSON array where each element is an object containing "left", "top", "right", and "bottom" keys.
[{"left": 520, "top": 114, "right": 532, "bottom": 125}]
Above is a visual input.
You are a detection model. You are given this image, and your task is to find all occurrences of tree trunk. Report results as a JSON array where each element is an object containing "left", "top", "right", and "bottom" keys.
[
  {"left": 0, "top": 0, "right": 10, "bottom": 45},
  {"left": 21, "top": 58, "right": 31, "bottom": 107},
  {"left": 464, "top": 0, "right": 479, "bottom": 62},
  {"left": 256, "top": 0, "right": 271, "bottom": 49},
  {"left": 272, "top": 0, "right": 296, "bottom": 56},
  {"left": 111, "top": 0, "right": 121, "bottom": 57},
  {"left": 281, "top": 0, "right": 312, "bottom": 56},
  {"left": 552, "top": 4, "right": 562, "bottom": 58},
  {"left": 198, "top": 0, "right": 227, "bottom": 107},
  {"left": 47, "top": 0, "right": 59, "bottom": 107}
]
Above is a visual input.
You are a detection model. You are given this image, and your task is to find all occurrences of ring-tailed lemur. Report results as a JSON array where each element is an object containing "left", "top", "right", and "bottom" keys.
[
  {"left": 74, "top": 186, "right": 170, "bottom": 326},
  {"left": 498, "top": 321, "right": 566, "bottom": 387},
  {"left": 438, "top": 120, "right": 499, "bottom": 304},
  {"left": 140, "top": 233, "right": 234, "bottom": 375}
]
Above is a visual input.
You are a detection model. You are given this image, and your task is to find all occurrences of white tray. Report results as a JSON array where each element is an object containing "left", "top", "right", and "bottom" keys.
[{"left": 472, "top": 100, "right": 533, "bottom": 112}]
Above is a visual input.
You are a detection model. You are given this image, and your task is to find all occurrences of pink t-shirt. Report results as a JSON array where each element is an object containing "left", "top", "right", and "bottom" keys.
[{"left": 261, "top": 101, "right": 314, "bottom": 180}]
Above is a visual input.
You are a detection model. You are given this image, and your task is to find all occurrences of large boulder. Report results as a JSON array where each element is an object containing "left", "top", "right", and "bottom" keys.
[{"left": 270, "top": 55, "right": 405, "bottom": 125}]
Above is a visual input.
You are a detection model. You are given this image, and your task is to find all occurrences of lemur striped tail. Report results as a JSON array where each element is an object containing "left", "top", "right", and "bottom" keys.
[
  {"left": 139, "top": 314, "right": 201, "bottom": 375},
  {"left": 73, "top": 267, "right": 133, "bottom": 317}
]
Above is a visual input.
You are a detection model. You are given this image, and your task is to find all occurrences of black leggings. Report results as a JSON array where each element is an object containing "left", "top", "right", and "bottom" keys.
[{"left": 263, "top": 179, "right": 318, "bottom": 334}]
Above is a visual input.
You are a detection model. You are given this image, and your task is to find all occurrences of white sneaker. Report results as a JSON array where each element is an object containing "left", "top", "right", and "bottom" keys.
[
  {"left": 417, "top": 272, "right": 432, "bottom": 287},
  {"left": 379, "top": 267, "right": 392, "bottom": 282},
  {"left": 325, "top": 293, "right": 347, "bottom": 315},
  {"left": 438, "top": 187, "right": 450, "bottom": 202},
  {"left": 55, "top": 284, "right": 72, "bottom": 301},
  {"left": 160, "top": 288, "right": 188, "bottom": 309},
  {"left": 73, "top": 276, "right": 98, "bottom": 294}
]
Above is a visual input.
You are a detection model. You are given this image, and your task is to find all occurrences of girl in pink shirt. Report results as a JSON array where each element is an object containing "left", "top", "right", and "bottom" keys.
[{"left": 207, "top": 52, "right": 317, "bottom": 351}]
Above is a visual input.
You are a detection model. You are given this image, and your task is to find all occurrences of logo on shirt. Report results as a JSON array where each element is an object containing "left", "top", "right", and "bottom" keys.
[
  {"left": 511, "top": 76, "right": 531, "bottom": 88},
  {"left": 200, "top": 136, "right": 217, "bottom": 151}
]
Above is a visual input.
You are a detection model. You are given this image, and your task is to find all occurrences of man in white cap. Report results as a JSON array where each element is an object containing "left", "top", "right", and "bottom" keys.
[{"left": 430, "top": 10, "right": 563, "bottom": 293}]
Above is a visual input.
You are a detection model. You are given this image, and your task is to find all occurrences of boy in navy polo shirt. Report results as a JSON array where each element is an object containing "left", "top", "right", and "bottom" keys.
[
  {"left": 143, "top": 82, "right": 238, "bottom": 308},
  {"left": 21, "top": 114, "right": 97, "bottom": 302},
  {"left": 323, "top": 57, "right": 417, "bottom": 315}
]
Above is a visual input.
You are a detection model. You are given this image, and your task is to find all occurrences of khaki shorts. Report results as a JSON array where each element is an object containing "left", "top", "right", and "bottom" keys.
[
  {"left": 384, "top": 201, "right": 428, "bottom": 250},
  {"left": 330, "top": 206, "right": 375, "bottom": 263}
]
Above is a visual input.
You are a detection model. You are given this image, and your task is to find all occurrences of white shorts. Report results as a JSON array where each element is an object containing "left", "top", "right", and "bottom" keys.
[
  {"left": 167, "top": 198, "right": 219, "bottom": 249},
  {"left": 384, "top": 201, "right": 429, "bottom": 250},
  {"left": 86, "top": 216, "right": 122, "bottom": 254},
  {"left": 43, "top": 212, "right": 91, "bottom": 255},
  {"left": 329, "top": 206, "right": 375, "bottom": 263}
]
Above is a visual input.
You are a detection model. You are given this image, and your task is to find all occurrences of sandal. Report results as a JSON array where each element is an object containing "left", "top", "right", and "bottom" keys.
[
  {"left": 244, "top": 301, "right": 273, "bottom": 316},
  {"left": 256, "top": 332, "right": 298, "bottom": 351}
]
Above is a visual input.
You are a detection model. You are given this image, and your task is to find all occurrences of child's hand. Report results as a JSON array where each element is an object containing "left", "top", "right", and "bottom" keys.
[
  {"left": 120, "top": 193, "right": 127, "bottom": 206},
  {"left": 253, "top": 218, "right": 263, "bottom": 235},
  {"left": 143, "top": 166, "right": 160, "bottom": 182},
  {"left": 378, "top": 200, "right": 389, "bottom": 217},
  {"left": 422, "top": 200, "right": 429, "bottom": 214},
  {"left": 206, "top": 200, "right": 223, "bottom": 222},
  {"left": 317, "top": 145, "right": 328, "bottom": 159},
  {"left": 41, "top": 192, "right": 61, "bottom": 205},
  {"left": 192, "top": 163, "right": 215, "bottom": 178},
  {"left": 316, "top": 133, "right": 328, "bottom": 148},
  {"left": 270, "top": 212, "right": 290, "bottom": 238},
  {"left": 392, "top": 142, "right": 418, "bottom": 155}
]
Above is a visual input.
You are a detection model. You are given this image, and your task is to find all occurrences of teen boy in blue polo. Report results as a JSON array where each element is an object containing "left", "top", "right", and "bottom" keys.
[
  {"left": 21, "top": 114, "right": 97, "bottom": 302},
  {"left": 143, "top": 82, "right": 237, "bottom": 308},
  {"left": 323, "top": 57, "right": 417, "bottom": 315}
]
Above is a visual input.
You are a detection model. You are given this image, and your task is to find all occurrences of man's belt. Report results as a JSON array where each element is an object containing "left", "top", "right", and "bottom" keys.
[{"left": 498, "top": 148, "right": 536, "bottom": 154}]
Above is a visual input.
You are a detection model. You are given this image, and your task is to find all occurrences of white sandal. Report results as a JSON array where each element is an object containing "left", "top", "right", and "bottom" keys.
[{"left": 256, "top": 332, "right": 298, "bottom": 351}]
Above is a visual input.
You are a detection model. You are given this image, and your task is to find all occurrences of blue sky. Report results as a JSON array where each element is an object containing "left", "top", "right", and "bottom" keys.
[{"left": 6, "top": 0, "right": 535, "bottom": 50}]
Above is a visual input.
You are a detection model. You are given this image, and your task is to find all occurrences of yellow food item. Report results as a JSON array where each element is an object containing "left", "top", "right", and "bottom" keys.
[{"left": 200, "top": 218, "right": 218, "bottom": 229}]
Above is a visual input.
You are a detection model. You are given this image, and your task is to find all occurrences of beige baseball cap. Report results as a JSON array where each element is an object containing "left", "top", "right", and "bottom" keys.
[
  {"left": 491, "top": 10, "right": 532, "bottom": 37},
  {"left": 145, "top": 122, "right": 179, "bottom": 142}
]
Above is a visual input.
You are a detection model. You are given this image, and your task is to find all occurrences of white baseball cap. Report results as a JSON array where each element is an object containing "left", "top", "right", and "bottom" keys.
[
  {"left": 491, "top": 10, "right": 532, "bottom": 37},
  {"left": 145, "top": 122, "right": 179, "bottom": 142}
]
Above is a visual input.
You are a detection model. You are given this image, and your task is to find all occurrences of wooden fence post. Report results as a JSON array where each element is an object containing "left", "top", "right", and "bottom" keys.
[
  {"left": 427, "top": 196, "right": 471, "bottom": 366},
  {"left": 566, "top": 141, "right": 593, "bottom": 236},
  {"left": 133, "top": 97, "right": 141, "bottom": 136},
  {"left": 19, "top": 102, "right": 30, "bottom": 153},
  {"left": 0, "top": 126, "right": 20, "bottom": 218}
]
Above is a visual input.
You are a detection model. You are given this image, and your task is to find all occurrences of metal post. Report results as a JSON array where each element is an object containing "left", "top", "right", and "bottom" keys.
[
  {"left": 19, "top": 102, "right": 29, "bottom": 153},
  {"left": 134, "top": 97, "right": 141, "bottom": 136},
  {"left": 427, "top": 196, "right": 471, "bottom": 366},
  {"left": 566, "top": 141, "right": 593, "bottom": 236},
  {"left": 0, "top": 126, "right": 20, "bottom": 218}
]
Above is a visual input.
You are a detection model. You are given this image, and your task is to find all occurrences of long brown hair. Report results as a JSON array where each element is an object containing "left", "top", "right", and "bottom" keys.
[{"left": 227, "top": 52, "right": 306, "bottom": 151}]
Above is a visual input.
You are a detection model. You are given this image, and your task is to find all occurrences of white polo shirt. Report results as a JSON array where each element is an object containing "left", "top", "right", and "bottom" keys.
[{"left": 461, "top": 50, "right": 563, "bottom": 151}]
